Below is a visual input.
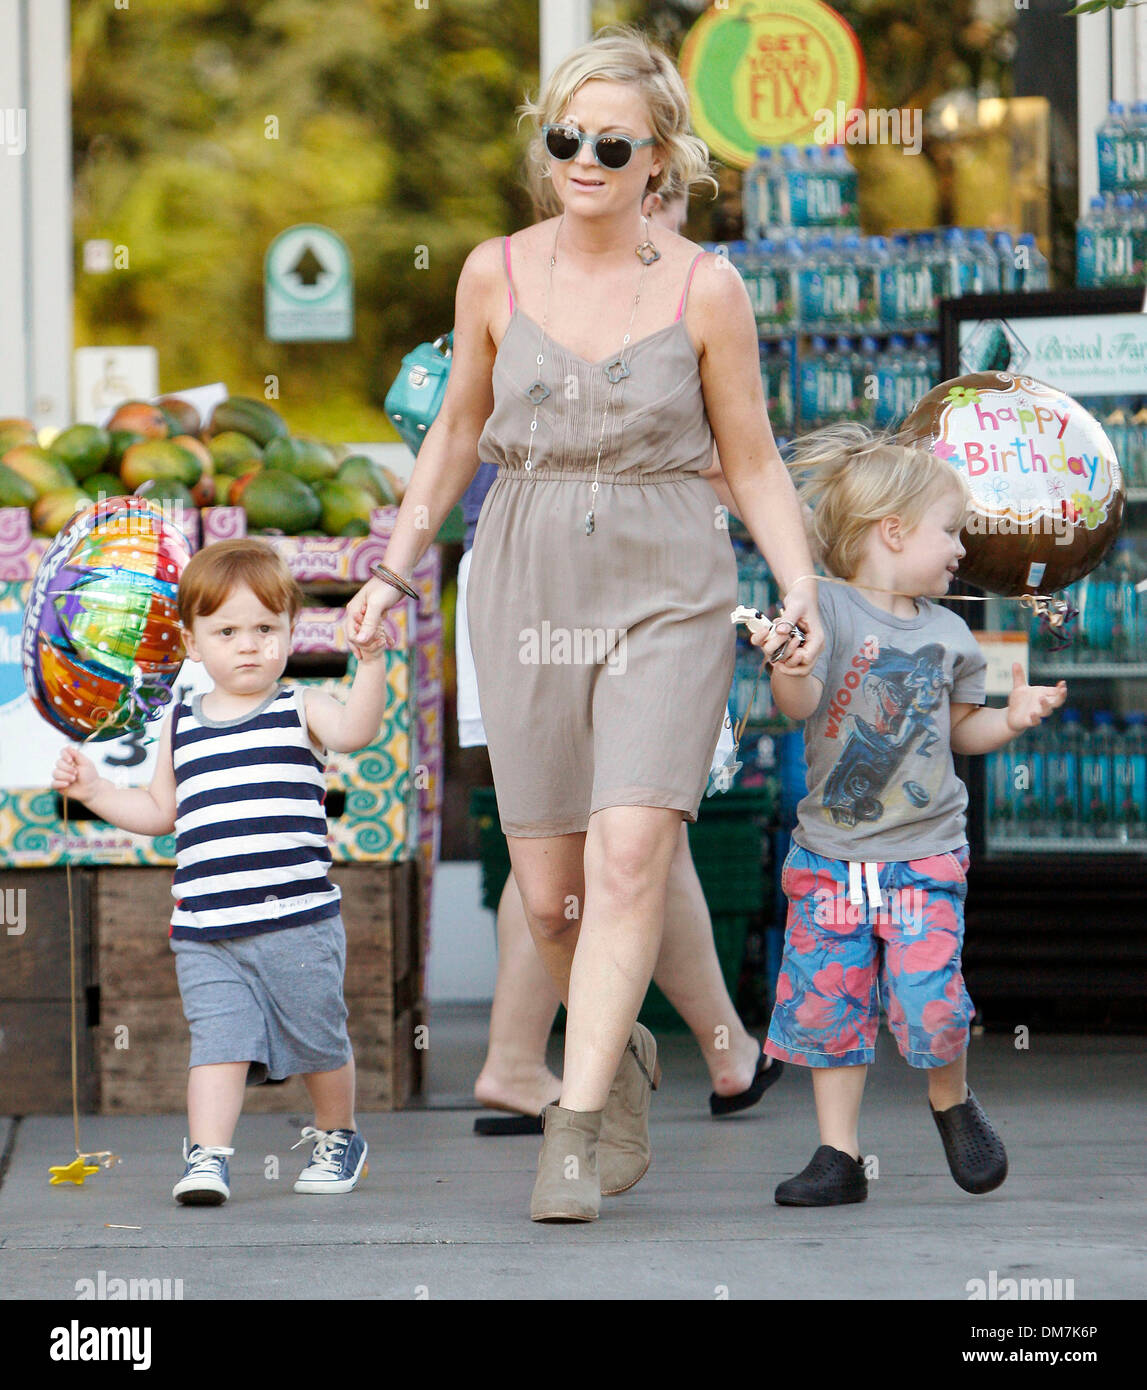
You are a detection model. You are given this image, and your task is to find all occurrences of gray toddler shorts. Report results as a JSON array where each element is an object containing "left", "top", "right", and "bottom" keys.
[{"left": 170, "top": 916, "right": 353, "bottom": 1084}]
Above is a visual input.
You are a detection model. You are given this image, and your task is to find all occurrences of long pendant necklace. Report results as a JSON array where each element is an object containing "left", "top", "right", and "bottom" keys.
[{"left": 521, "top": 212, "right": 660, "bottom": 536}]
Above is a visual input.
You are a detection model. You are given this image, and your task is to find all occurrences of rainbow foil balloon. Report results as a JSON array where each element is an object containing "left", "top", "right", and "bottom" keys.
[{"left": 22, "top": 495, "right": 190, "bottom": 740}]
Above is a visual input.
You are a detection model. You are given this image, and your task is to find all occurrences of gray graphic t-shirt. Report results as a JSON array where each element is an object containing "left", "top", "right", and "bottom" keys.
[{"left": 792, "top": 582, "right": 988, "bottom": 862}]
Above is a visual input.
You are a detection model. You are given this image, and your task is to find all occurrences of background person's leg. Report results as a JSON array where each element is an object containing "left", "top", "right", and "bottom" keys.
[
  {"left": 654, "top": 823, "right": 771, "bottom": 1097},
  {"left": 474, "top": 871, "right": 562, "bottom": 1116}
]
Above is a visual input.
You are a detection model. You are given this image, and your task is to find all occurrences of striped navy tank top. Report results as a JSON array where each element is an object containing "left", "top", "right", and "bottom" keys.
[{"left": 170, "top": 684, "right": 341, "bottom": 940}]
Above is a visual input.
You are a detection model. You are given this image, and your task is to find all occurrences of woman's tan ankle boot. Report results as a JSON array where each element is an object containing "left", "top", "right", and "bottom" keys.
[
  {"left": 529, "top": 1104, "right": 603, "bottom": 1223},
  {"left": 598, "top": 1022, "right": 661, "bottom": 1197}
]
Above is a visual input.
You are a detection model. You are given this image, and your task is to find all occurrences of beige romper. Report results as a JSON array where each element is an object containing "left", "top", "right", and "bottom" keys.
[{"left": 466, "top": 236, "right": 738, "bottom": 837}]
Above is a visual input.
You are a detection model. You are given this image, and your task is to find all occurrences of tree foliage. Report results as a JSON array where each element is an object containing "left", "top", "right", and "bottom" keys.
[{"left": 72, "top": 0, "right": 540, "bottom": 440}]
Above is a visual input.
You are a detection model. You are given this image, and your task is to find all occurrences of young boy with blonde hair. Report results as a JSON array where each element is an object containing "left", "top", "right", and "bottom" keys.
[{"left": 762, "top": 425, "right": 1067, "bottom": 1205}]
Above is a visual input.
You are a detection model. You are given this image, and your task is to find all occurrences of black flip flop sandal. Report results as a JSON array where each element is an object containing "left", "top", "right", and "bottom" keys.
[
  {"left": 710, "top": 1046, "right": 784, "bottom": 1117},
  {"left": 931, "top": 1088, "right": 1008, "bottom": 1194}
]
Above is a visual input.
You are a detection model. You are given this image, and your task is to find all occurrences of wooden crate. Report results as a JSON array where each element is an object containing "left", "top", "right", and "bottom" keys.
[
  {"left": 93, "top": 862, "right": 423, "bottom": 1114},
  {"left": 0, "top": 868, "right": 97, "bottom": 1114}
]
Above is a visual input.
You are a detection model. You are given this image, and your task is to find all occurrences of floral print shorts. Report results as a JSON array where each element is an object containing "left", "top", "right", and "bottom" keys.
[{"left": 765, "top": 842, "right": 975, "bottom": 1069}]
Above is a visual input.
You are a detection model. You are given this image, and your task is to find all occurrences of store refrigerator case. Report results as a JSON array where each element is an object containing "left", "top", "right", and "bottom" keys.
[{"left": 940, "top": 288, "right": 1147, "bottom": 1027}]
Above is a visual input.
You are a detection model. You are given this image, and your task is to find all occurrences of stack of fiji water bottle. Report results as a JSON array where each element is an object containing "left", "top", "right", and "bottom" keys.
[
  {"left": 989, "top": 537, "right": 1147, "bottom": 669},
  {"left": 1077, "top": 101, "right": 1147, "bottom": 288},
  {"left": 1076, "top": 193, "right": 1147, "bottom": 288},
  {"left": 987, "top": 709, "right": 1147, "bottom": 845},
  {"left": 1088, "top": 396, "right": 1147, "bottom": 488},
  {"left": 732, "top": 145, "right": 1049, "bottom": 434},
  {"left": 797, "top": 332, "right": 941, "bottom": 431},
  {"left": 1056, "top": 539, "right": 1147, "bottom": 668}
]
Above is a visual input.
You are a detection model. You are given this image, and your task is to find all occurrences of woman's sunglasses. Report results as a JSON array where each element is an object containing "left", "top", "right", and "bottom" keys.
[{"left": 542, "top": 123, "right": 656, "bottom": 171}]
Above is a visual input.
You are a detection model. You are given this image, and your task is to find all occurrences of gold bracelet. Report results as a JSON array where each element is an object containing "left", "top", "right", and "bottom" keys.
[{"left": 369, "top": 562, "right": 419, "bottom": 602}]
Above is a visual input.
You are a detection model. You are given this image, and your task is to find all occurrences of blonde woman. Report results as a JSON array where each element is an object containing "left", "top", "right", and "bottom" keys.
[
  {"left": 348, "top": 25, "right": 821, "bottom": 1222},
  {"left": 468, "top": 185, "right": 781, "bottom": 1133}
]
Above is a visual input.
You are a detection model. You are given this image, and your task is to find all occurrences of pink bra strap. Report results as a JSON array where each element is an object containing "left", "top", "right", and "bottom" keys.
[
  {"left": 504, "top": 235, "right": 515, "bottom": 313},
  {"left": 676, "top": 250, "right": 706, "bottom": 320}
]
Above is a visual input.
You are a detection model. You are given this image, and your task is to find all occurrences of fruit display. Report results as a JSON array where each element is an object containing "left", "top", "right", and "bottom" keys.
[{"left": 0, "top": 396, "right": 406, "bottom": 537}]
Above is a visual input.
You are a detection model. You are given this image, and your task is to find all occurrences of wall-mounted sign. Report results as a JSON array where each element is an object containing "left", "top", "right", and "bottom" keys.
[
  {"left": 959, "top": 312, "right": 1147, "bottom": 398},
  {"left": 679, "top": 0, "right": 865, "bottom": 167},
  {"left": 265, "top": 224, "right": 354, "bottom": 342},
  {"left": 74, "top": 347, "right": 159, "bottom": 426}
]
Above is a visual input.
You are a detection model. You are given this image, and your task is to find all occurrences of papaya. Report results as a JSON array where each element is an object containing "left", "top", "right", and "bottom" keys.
[
  {"left": 0, "top": 418, "right": 37, "bottom": 454},
  {"left": 82, "top": 471, "right": 129, "bottom": 501},
  {"left": 121, "top": 439, "right": 203, "bottom": 491},
  {"left": 1, "top": 445, "right": 76, "bottom": 497},
  {"left": 0, "top": 461, "right": 38, "bottom": 508},
  {"left": 238, "top": 469, "right": 322, "bottom": 534},
  {"left": 336, "top": 454, "right": 399, "bottom": 506},
  {"left": 49, "top": 423, "right": 112, "bottom": 481},
  {"left": 209, "top": 396, "right": 288, "bottom": 447},
  {"left": 338, "top": 519, "right": 371, "bottom": 537},
  {"left": 263, "top": 435, "right": 339, "bottom": 484},
  {"left": 209, "top": 430, "right": 263, "bottom": 474},
  {"left": 316, "top": 480, "right": 376, "bottom": 536},
  {"left": 156, "top": 396, "right": 201, "bottom": 436},
  {"left": 106, "top": 401, "right": 169, "bottom": 439},
  {"left": 31, "top": 488, "right": 91, "bottom": 536}
]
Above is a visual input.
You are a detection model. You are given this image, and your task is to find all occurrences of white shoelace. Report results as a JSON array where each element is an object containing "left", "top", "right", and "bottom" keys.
[
  {"left": 291, "top": 1126, "right": 347, "bottom": 1170},
  {"left": 181, "top": 1139, "right": 235, "bottom": 1170}
]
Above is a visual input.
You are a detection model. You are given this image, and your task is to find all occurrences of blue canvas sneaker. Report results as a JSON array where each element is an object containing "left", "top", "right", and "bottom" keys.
[
  {"left": 292, "top": 1126, "right": 368, "bottom": 1194},
  {"left": 172, "top": 1140, "right": 234, "bottom": 1206}
]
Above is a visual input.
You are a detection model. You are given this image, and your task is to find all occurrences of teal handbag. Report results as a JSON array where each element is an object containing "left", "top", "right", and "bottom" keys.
[{"left": 384, "top": 331, "right": 453, "bottom": 455}]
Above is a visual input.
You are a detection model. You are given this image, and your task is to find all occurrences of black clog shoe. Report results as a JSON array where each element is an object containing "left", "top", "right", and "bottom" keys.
[
  {"left": 931, "top": 1088, "right": 1008, "bottom": 1194},
  {"left": 775, "top": 1144, "right": 868, "bottom": 1206}
]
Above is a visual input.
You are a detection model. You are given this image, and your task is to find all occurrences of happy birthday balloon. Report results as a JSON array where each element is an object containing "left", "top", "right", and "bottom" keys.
[
  {"left": 22, "top": 495, "right": 190, "bottom": 740},
  {"left": 899, "top": 373, "right": 1125, "bottom": 596}
]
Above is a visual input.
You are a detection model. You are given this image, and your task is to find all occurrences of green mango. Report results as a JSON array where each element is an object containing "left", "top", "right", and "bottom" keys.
[
  {"left": 210, "top": 396, "right": 289, "bottom": 447},
  {"left": 337, "top": 454, "right": 399, "bottom": 506},
  {"left": 239, "top": 470, "right": 322, "bottom": 534},
  {"left": 263, "top": 435, "right": 340, "bottom": 484},
  {"left": 108, "top": 429, "right": 146, "bottom": 465},
  {"left": 32, "top": 488, "right": 92, "bottom": 536},
  {"left": 0, "top": 461, "right": 38, "bottom": 508},
  {"left": 82, "top": 471, "right": 129, "bottom": 501},
  {"left": 49, "top": 424, "right": 113, "bottom": 480},
  {"left": 1, "top": 445, "right": 76, "bottom": 498},
  {"left": 121, "top": 439, "right": 203, "bottom": 490},
  {"left": 208, "top": 431, "right": 264, "bottom": 473},
  {"left": 316, "top": 480, "right": 376, "bottom": 536},
  {"left": 134, "top": 478, "right": 197, "bottom": 508}
]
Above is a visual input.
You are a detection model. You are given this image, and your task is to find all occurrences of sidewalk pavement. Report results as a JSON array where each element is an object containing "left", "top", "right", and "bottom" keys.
[{"left": 1, "top": 1013, "right": 1143, "bottom": 1301}]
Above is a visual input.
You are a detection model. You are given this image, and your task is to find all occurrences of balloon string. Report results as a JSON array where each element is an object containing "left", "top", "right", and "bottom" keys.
[
  {"left": 729, "top": 576, "right": 1074, "bottom": 760},
  {"left": 63, "top": 709, "right": 119, "bottom": 1164},
  {"left": 785, "top": 573, "right": 1075, "bottom": 634}
]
